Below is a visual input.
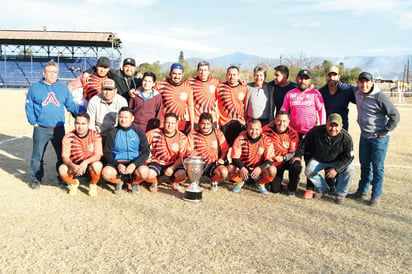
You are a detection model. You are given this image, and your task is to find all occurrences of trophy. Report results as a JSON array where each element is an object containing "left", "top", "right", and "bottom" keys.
[{"left": 183, "top": 155, "right": 205, "bottom": 202}]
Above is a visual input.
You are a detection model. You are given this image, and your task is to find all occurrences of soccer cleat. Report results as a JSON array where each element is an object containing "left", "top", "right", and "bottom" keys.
[
  {"left": 258, "top": 184, "right": 269, "bottom": 195},
  {"left": 287, "top": 190, "right": 296, "bottom": 197},
  {"left": 150, "top": 183, "right": 158, "bottom": 193},
  {"left": 69, "top": 179, "right": 80, "bottom": 196},
  {"left": 303, "top": 189, "right": 314, "bottom": 199},
  {"left": 132, "top": 183, "right": 139, "bottom": 195},
  {"left": 88, "top": 184, "right": 97, "bottom": 197},
  {"left": 370, "top": 197, "right": 380, "bottom": 207},
  {"left": 334, "top": 195, "right": 344, "bottom": 204},
  {"left": 232, "top": 181, "right": 245, "bottom": 193},
  {"left": 114, "top": 181, "right": 124, "bottom": 195},
  {"left": 211, "top": 181, "right": 218, "bottom": 192},
  {"left": 347, "top": 192, "right": 368, "bottom": 200}
]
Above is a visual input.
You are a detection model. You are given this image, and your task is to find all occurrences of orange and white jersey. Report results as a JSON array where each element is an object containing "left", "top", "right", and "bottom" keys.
[
  {"left": 61, "top": 129, "right": 103, "bottom": 164},
  {"left": 185, "top": 76, "right": 220, "bottom": 124},
  {"left": 231, "top": 131, "right": 274, "bottom": 169},
  {"left": 216, "top": 82, "right": 247, "bottom": 126},
  {"left": 188, "top": 128, "right": 229, "bottom": 164},
  {"left": 146, "top": 128, "right": 190, "bottom": 166}
]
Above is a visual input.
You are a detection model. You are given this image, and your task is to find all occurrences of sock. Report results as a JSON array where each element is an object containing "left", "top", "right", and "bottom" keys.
[
  {"left": 132, "top": 179, "right": 144, "bottom": 185},
  {"left": 105, "top": 177, "right": 122, "bottom": 184},
  {"left": 258, "top": 174, "right": 274, "bottom": 185},
  {"left": 230, "top": 174, "right": 243, "bottom": 184},
  {"left": 90, "top": 171, "right": 101, "bottom": 185},
  {"left": 145, "top": 177, "right": 158, "bottom": 184},
  {"left": 61, "top": 175, "right": 78, "bottom": 185},
  {"left": 211, "top": 175, "right": 222, "bottom": 181}
]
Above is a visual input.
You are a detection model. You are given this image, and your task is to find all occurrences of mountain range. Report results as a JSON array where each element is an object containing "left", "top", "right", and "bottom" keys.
[{"left": 162, "top": 52, "right": 411, "bottom": 80}]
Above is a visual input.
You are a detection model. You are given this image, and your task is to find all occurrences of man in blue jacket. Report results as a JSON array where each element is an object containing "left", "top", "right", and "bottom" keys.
[
  {"left": 25, "top": 60, "right": 80, "bottom": 189},
  {"left": 101, "top": 107, "right": 150, "bottom": 195},
  {"left": 348, "top": 72, "right": 400, "bottom": 206}
]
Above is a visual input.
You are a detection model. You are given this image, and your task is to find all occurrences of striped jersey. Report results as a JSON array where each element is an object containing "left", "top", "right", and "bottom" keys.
[
  {"left": 216, "top": 82, "right": 247, "bottom": 126},
  {"left": 188, "top": 128, "right": 229, "bottom": 163},
  {"left": 231, "top": 131, "right": 274, "bottom": 169},
  {"left": 186, "top": 76, "right": 220, "bottom": 124},
  {"left": 61, "top": 129, "right": 103, "bottom": 164},
  {"left": 146, "top": 128, "right": 190, "bottom": 166},
  {"left": 84, "top": 74, "right": 109, "bottom": 101}
]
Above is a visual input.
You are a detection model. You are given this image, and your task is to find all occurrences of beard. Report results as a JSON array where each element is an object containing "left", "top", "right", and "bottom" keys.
[{"left": 328, "top": 80, "right": 338, "bottom": 86}]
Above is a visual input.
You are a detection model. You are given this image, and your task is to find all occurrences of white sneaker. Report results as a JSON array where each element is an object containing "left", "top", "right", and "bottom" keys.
[{"left": 211, "top": 181, "right": 218, "bottom": 192}]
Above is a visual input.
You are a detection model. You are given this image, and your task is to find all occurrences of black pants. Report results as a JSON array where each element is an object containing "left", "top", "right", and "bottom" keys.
[{"left": 270, "top": 160, "right": 302, "bottom": 193}]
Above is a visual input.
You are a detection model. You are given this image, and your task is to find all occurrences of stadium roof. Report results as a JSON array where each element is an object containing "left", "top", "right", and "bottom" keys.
[{"left": 0, "top": 30, "right": 121, "bottom": 48}]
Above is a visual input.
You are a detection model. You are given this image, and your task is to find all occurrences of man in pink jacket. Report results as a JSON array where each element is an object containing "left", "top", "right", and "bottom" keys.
[{"left": 281, "top": 69, "right": 326, "bottom": 198}]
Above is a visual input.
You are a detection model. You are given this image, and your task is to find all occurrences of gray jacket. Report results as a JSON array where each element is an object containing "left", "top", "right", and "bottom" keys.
[{"left": 354, "top": 83, "right": 400, "bottom": 139}]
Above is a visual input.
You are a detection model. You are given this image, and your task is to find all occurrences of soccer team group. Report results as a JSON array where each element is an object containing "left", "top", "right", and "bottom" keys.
[{"left": 24, "top": 56, "right": 400, "bottom": 206}]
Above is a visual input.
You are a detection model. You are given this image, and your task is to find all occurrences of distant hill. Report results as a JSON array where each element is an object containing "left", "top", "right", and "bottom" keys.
[{"left": 161, "top": 52, "right": 411, "bottom": 80}]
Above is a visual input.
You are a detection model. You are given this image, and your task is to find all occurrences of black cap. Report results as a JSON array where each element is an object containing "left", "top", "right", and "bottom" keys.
[
  {"left": 358, "top": 72, "right": 373, "bottom": 81},
  {"left": 297, "top": 69, "right": 311, "bottom": 79},
  {"left": 96, "top": 57, "right": 110, "bottom": 68},
  {"left": 123, "top": 58, "right": 136, "bottom": 66}
]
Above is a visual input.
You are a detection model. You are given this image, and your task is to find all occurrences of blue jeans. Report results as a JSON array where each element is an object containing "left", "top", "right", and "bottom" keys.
[
  {"left": 356, "top": 136, "right": 389, "bottom": 198},
  {"left": 305, "top": 158, "right": 355, "bottom": 196},
  {"left": 30, "top": 126, "right": 65, "bottom": 182}
]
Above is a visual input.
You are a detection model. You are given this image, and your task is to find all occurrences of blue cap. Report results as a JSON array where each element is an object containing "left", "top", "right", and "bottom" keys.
[{"left": 170, "top": 63, "right": 184, "bottom": 72}]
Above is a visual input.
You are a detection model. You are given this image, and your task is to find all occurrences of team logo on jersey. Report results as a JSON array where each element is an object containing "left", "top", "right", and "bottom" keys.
[
  {"left": 87, "top": 144, "right": 94, "bottom": 152},
  {"left": 237, "top": 92, "right": 246, "bottom": 101},
  {"left": 211, "top": 140, "right": 218, "bottom": 149},
  {"left": 42, "top": 92, "right": 60, "bottom": 106},
  {"left": 170, "top": 143, "right": 180, "bottom": 152},
  {"left": 179, "top": 92, "right": 188, "bottom": 101},
  {"left": 257, "top": 146, "right": 265, "bottom": 155},
  {"left": 209, "top": 85, "right": 216, "bottom": 94}
]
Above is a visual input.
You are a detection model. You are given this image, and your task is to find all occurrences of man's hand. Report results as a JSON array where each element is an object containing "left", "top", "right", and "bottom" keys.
[
  {"left": 274, "top": 155, "right": 284, "bottom": 163},
  {"left": 164, "top": 166, "right": 174, "bottom": 177},
  {"left": 125, "top": 163, "right": 136, "bottom": 174},
  {"left": 250, "top": 167, "right": 262, "bottom": 179},
  {"left": 129, "top": 88, "right": 138, "bottom": 98},
  {"left": 217, "top": 159, "right": 225, "bottom": 165},
  {"left": 325, "top": 168, "right": 337, "bottom": 179},
  {"left": 290, "top": 157, "right": 301, "bottom": 164},
  {"left": 239, "top": 167, "right": 249, "bottom": 181},
  {"left": 118, "top": 163, "right": 127, "bottom": 175},
  {"left": 81, "top": 72, "right": 90, "bottom": 84}
]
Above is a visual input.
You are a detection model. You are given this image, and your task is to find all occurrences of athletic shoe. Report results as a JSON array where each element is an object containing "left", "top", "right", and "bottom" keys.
[
  {"left": 132, "top": 183, "right": 139, "bottom": 195},
  {"left": 287, "top": 191, "right": 296, "bottom": 197},
  {"left": 30, "top": 180, "right": 40, "bottom": 190},
  {"left": 347, "top": 192, "right": 368, "bottom": 200},
  {"left": 370, "top": 197, "right": 380, "bottom": 207},
  {"left": 303, "top": 189, "right": 314, "bottom": 199},
  {"left": 232, "top": 181, "right": 244, "bottom": 193},
  {"left": 328, "top": 187, "right": 336, "bottom": 195},
  {"left": 211, "top": 181, "right": 218, "bottom": 192},
  {"left": 171, "top": 182, "right": 179, "bottom": 191},
  {"left": 114, "top": 181, "right": 124, "bottom": 195},
  {"left": 150, "top": 183, "right": 158, "bottom": 193},
  {"left": 69, "top": 179, "right": 80, "bottom": 196},
  {"left": 335, "top": 195, "right": 345, "bottom": 204},
  {"left": 258, "top": 184, "right": 269, "bottom": 195},
  {"left": 281, "top": 184, "right": 288, "bottom": 191},
  {"left": 314, "top": 191, "right": 323, "bottom": 199},
  {"left": 88, "top": 184, "right": 97, "bottom": 197}
]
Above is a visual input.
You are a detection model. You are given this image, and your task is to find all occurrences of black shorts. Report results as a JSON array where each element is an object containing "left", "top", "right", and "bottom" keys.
[
  {"left": 220, "top": 120, "right": 246, "bottom": 147},
  {"left": 148, "top": 162, "right": 185, "bottom": 177},
  {"left": 202, "top": 160, "right": 228, "bottom": 178}
]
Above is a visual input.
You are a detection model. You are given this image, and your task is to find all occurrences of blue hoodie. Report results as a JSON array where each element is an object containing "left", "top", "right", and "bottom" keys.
[{"left": 25, "top": 78, "right": 79, "bottom": 127}]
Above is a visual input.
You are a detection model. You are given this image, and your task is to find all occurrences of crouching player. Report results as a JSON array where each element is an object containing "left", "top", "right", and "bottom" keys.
[
  {"left": 188, "top": 112, "right": 229, "bottom": 191},
  {"left": 59, "top": 112, "right": 103, "bottom": 196},
  {"left": 229, "top": 119, "right": 276, "bottom": 194},
  {"left": 145, "top": 113, "right": 190, "bottom": 192},
  {"left": 102, "top": 107, "right": 150, "bottom": 195}
]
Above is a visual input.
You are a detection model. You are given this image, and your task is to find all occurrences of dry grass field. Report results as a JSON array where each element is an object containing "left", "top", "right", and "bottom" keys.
[{"left": 0, "top": 89, "right": 411, "bottom": 273}]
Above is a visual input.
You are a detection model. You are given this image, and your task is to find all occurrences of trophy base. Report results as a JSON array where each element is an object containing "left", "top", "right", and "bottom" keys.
[{"left": 183, "top": 190, "right": 202, "bottom": 203}]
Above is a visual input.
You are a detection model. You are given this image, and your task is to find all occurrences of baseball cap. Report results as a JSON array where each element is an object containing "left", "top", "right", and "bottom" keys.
[
  {"left": 297, "top": 69, "right": 311, "bottom": 79},
  {"left": 101, "top": 79, "right": 116, "bottom": 90},
  {"left": 123, "top": 58, "right": 136, "bottom": 66},
  {"left": 358, "top": 72, "right": 373, "bottom": 81},
  {"left": 327, "top": 65, "right": 339, "bottom": 75},
  {"left": 327, "top": 113, "right": 342, "bottom": 126},
  {"left": 170, "top": 63, "right": 184, "bottom": 72},
  {"left": 96, "top": 57, "right": 110, "bottom": 68}
]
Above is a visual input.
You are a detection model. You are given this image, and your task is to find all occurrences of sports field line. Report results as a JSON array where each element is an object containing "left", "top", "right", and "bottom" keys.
[{"left": 0, "top": 134, "right": 411, "bottom": 169}]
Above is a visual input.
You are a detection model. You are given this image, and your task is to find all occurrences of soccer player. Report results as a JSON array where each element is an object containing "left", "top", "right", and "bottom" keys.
[
  {"left": 102, "top": 107, "right": 150, "bottom": 195},
  {"left": 59, "top": 112, "right": 103, "bottom": 197},
  {"left": 216, "top": 65, "right": 248, "bottom": 147},
  {"left": 229, "top": 119, "right": 276, "bottom": 194},
  {"left": 155, "top": 63, "right": 194, "bottom": 135},
  {"left": 145, "top": 113, "right": 190, "bottom": 192},
  {"left": 186, "top": 61, "right": 221, "bottom": 128},
  {"left": 188, "top": 112, "right": 229, "bottom": 191}
]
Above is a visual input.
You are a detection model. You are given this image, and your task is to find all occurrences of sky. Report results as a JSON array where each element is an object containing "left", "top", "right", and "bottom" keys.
[{"left": 1, "top": 0, "right": 412, "bottom": 64}]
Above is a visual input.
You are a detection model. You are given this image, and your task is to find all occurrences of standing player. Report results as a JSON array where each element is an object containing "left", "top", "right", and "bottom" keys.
[
  {"left": 155, "top": 63, "right": 194, "bottom": 135},
  {"left": 229, "top": 119, "right": 277, "bottom": 194},
  {"left": 217, "top": 65, "right": 248, "bottom": 146},
  {"left": 59, "top": 112, "right": 103, "bottom": 197},
  {"left": 186, "top": 61, "right": 221, "bottom": 128},
  {"left": 145, "top": 113, "right": 190, "bottom": 192},
  {"left": 188, "top": 112, "right": 229, "bottom": 191}
]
